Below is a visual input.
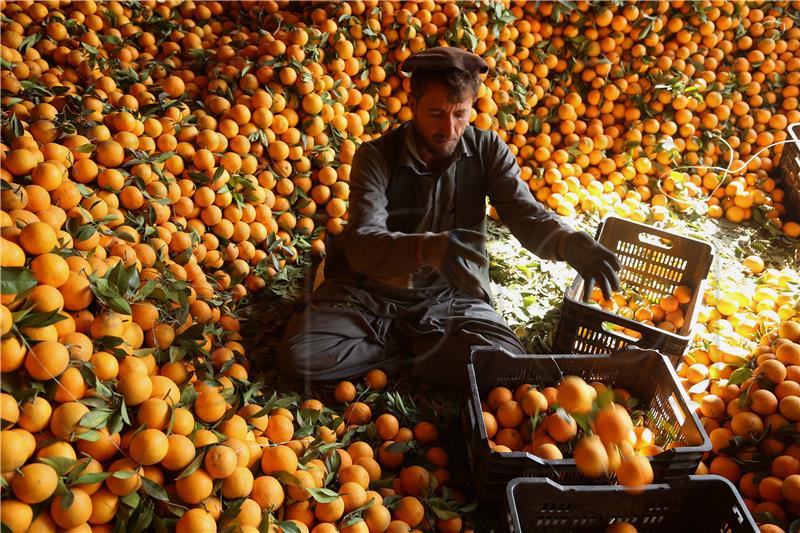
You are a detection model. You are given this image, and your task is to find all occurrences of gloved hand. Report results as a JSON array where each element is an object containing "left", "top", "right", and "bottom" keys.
[
  {"left": 558, "top": 231, "right": 622, "bottom": 302},
  {"left": 419, "top": 229, "right": 488, "bottom": 299}
]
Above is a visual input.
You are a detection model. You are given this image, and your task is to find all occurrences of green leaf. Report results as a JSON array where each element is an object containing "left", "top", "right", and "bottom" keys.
[
  {"left": 80, "top": 409, "right": 113, "bottom": 429},
  {"left": 112, "top": 470, "right": 136, "bottom": 480},
  {"left": 729, "top": 367, "right": 753, "bottom": 386},
  {"left": 59, "top": 487, "right": 75, "bottom": 510},
  {"left": 141, "top": 477, "right": 170, "bottom": 502},
  {"left": 73, "top": 471, "right": 111, "bottom": 485},
  {"left": 273, "top": 470, "right": 303, "bottom": 488},
  {"left": 278, "top": 522, "right": 302, "bottom": 533},
  {"left": 175, "top": 445, "right": 210, "bottom": 480},
  {"left": 74, "top": 143, "right": 96, "bottom": 154},
  {"left": 14, "top": 309, "right": 67, "bottom": 329},
  {"left": 121, "top": 491, "right": 141, "bottom": 509},
  {"left": 19, "top": 33, "right": 41, "bottom": 54},
  {"left": 0, "top": 267, "right": 37, "bottom": 294},
  {"left": 427, "top": 496, "right": 459, "bottom": 520},
  {"left": 340, "top": 498, "right": 375, "bottom": 527},
  {"left": 306, "top": 486, "right": 340, "bottom": 503},
  {"left": 76, "top": 429, "right": 102, "bottom": 442},
  {"left": 385, "top": 441, "right": 415, "bottom": 454},
  {"left": 127, "top": 497, "right": 155, "bottom": 533},
  {"left": 39, "top": 456, "right": 77, "bottom": 476},
  {"left": 108, "top": 296, "right": 132, "bottom": 315}
]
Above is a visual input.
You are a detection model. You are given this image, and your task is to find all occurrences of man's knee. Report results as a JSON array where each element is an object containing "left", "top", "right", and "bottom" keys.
[{"left": 276, "top": 332, "right": 334, "bottom": 381}]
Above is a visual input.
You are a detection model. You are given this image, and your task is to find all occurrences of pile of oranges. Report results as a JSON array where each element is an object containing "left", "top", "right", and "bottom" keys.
[
  {"left": 1, "top": 0, "right": 799, "bottom": 531},
  {"left": 1, "top": 366, "right": 471, "bottom": 532},
  {"left": 586, "top": 283, "right": 696, "bottom": 337},
  {"left": 687, "top": 320, "right": 800, "bottom": 533},
  {"left": 481, "top": 376, "right": 667, "bottom": 492}
]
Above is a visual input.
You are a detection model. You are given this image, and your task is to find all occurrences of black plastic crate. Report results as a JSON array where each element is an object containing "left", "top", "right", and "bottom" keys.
[
  {"left": 504, "top": 475, "right": 757, "bottom": 532},
  {"left": 462, "top": 347, "right": 710, "bottom": 505},
  {"left": 777, "top": 122, "right": 799, "bottom": 220},
  {"left": 553, "top": 217, "right": 713, "bottom": 363}
]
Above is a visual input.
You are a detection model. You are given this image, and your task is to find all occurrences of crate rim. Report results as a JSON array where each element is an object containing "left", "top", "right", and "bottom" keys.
[{"left": 505, "top": 474, "right": 759, "bottom": 532}]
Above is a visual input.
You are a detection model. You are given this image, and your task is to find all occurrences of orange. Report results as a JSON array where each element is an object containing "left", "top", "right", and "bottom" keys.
[
  {"left": 616, "top": 455, "right": 654, "bottom": 493},
  {"left": 339, "top": 481, "right": 368, "bottom": 512},
  {"left": 783, "top": 474, "right": 800, "bottom": 504},
  {"left": 535, "top": 443, "right": 563, "bottom": 459},
  {"left": 709, "top": 456, "right": 742, "bottom": 483},
  {"left": 128, "top": 428, "right": 168, "bottom": 465},
  {"left": 393, "top": 496, "right": 425, "bottom": 527},
  {"left": 176, "top": 468, "right": 214, "bottom": 504},
  {"left": 365, "top": 369, "right": 388, "bottom": 389},
  {"left": 547, "top": 412, "right": 578, "bottom": 443},
  {"left": 266, "top": 413, "right": 295, "bottom": 443},
  {"left": 117, "top": 372, "right": 152, "bottom": 406},
  {"left": 398, "top": 465, "right": 432, "bottom": 497},
  {"left": 595, "top": 403, "right": 634, "bottom": 445},
  {"left": 50, "top": 488, "right": 92, "bottom": 529},
  {"left": 315, "top": 496, "right": 345, "bottom": 523},
  {"left": 176, "top": 508, "right": 217, "bottom": 533},
  {"left": 0, "top": 499, "right": 33, "bottom": 532},
  {"left": 5, "top": 149, "right": 37, "bottom": 176},
  {"left": 194, "top": 391, "right": 227, "bottom": 423},
  {"left": 521, "top": 388, "right": 548, "bottom": 416},
  {"left": 24, "top": 340, "right": 69, "bottom": 381},
  {"left": 334, "top": 380, "right": 356, "bottom": 403},
  {"left": 17, "top": 396, "right": 52, "bottom": 432},
  {"left": 18, "top": 221, "right": 57, "bottom": 255},
  {"left": 574, "top": 435, "right": 611, "bottom": 478},
  {"left": 204, "top": 444, "right": 238, "bottom": 479},
  {"left": 95, "top": 140, "right": 125, "bottom": 167},
  {"left": 496, "top": 401, "right": 524, "bottom": 428},
  {"left": 339, "top": 464, "right": 371, "bottom": 489},
  {"left": 261, "top": 444, "right": 298, "bottom": 475},
  {"left": 60, "top": 271, "right": 93, "bottom": 310},
  {"left": 221, "top": 465, "right": 255, "bottom": 499},
  {"left": 557, "top": 375, "right": 594, "bottom": 414},
  {"left": 30, "top": 252, "right": 70, "bottom": 287},
  {"left": 376, "top": 413, "right": 400, "bottom": 440},
  {"left": 251, "top": 475, "right": 285, "bottom": 510},
  {"left": 50, "top": 401, "right": 90, "bottom": 440},
  {"left": 11, "top": 462, "right": 59, "bottom": 504}
]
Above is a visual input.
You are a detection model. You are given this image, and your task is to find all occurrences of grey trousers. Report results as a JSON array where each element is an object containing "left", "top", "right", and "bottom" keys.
[{"left": 276, "top": 278, "right": 525, "bottom": 388}]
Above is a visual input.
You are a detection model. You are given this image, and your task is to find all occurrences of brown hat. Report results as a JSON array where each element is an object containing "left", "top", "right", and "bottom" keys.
[{"left": 399, "top": 47, "right": 489, "bottom": 75}]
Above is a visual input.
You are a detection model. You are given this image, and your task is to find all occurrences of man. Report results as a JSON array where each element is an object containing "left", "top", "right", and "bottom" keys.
[{"left": 277, "top": 47, "right": 621, "bottom": 388}]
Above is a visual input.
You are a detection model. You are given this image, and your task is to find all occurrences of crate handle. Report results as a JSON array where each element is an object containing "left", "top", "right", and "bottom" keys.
[{"left": 637, "top": 231, "right": 674, "bottom": 249}]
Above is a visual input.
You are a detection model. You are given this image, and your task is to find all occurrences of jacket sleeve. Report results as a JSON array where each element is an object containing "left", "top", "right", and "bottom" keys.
[
  {"left": 338, "top": 142, "right": 425, "bottom": 277},
  {"left": 483, "top": 132, "right": 576, "bottom": 260}
]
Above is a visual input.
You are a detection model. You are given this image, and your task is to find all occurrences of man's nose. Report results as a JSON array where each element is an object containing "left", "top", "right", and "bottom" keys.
[{"left": 442, "top": 115, "right": 456, "bottom": 137}]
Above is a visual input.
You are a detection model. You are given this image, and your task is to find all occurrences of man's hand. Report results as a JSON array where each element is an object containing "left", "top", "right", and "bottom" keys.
[
  {"left": 558, "top": 231, "right": 622, "bottom": 302},
  {"left": 420, "top": 229, "right": 488, "bottom": 299}
]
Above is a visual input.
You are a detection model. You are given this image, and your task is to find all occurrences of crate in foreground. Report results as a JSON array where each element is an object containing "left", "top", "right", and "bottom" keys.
[
  {"left": 777, "top": 122, "right": 800, "bottom": 220},
  {"left": 553, "top": 216, "right": 714, "bottom": 363},
  {"left": 504, "top": 475, "right": 758, "bottom": 533},
  {"left": 462, "top": 347, "right": 710, "bottom": 504}
]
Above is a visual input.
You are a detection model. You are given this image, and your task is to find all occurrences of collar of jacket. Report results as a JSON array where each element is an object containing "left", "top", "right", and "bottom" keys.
[{"left": 396, "top": 121, "right": 476, "bottom": 173}]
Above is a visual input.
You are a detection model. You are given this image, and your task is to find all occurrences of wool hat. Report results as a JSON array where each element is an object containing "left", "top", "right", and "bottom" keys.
[{"left": 399, "top": 47, "right": 489, "bottom": 75}]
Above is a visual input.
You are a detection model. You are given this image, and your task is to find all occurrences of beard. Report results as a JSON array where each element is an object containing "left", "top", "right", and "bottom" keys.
[{"left": 415, "top": 125, "right": 459, "bottom": 159}]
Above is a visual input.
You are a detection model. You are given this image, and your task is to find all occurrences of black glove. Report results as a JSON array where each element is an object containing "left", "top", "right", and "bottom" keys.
[
  {"left": 420, "top": 229, "right": 488, "bottom": 299},
  {"left": 558, "top": 231, "right": 622, "bottom": 302}
]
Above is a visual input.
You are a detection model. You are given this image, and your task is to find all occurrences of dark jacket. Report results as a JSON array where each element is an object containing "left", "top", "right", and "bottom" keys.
[{"left": 325, "top": 122, "right": 573, "bottom": 302}]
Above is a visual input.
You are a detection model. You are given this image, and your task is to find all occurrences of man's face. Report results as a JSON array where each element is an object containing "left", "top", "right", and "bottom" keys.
[{"left": 411, "top": 81, "right": 473, "bottom": 161}]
